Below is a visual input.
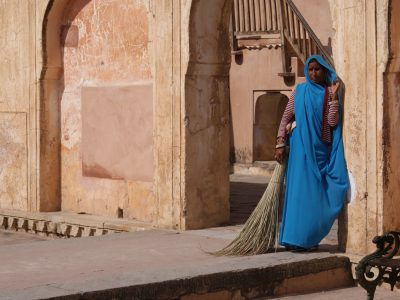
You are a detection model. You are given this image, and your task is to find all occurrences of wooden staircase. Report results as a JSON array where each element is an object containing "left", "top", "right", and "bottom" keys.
[
  {"left": 231, "top": 0, "right": 334, "bottom": 75},
  {"left": 279, "top": 0, "right": 334, "bottom": 71}
]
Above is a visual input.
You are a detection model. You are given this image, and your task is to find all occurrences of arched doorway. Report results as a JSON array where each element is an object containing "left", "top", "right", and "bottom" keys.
[
  {"left": 186, "top": 0, "right": 343, "bottom": 249},
  {"left": 253, "top": 93, "right": 288, "bottom": 161},
  {"left": 40, "top": 0, "right": 155, "bottom": 221}
]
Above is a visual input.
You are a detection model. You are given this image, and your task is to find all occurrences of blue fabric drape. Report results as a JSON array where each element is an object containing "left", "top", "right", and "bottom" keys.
[{"left": 279, "top": 55, "right": 349, "bottom": 249}]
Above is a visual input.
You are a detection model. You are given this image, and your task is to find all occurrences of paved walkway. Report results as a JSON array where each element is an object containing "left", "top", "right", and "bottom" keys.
[
  {"left": 1, "top": 225, "right": 398, "bottom": 300},
  {"left": 0, "top": 174, "right": 372, "bottom": 299},
  {"left": 1, "top": 227, "right": 397, "bottom": 300},
  {"left": 0, "top": 229, "right": 50, "bottom": 246},
  {"left": 0, "top": 227, "right": 352, "bottom": 300}
]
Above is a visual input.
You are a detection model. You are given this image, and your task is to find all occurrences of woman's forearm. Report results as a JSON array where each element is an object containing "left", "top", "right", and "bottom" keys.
[
  {"left": 277, "top": 90, "right": 295, "bottom": 140},
  {"left": 327, "top": 100, "right": 339, "bottom": 127}
]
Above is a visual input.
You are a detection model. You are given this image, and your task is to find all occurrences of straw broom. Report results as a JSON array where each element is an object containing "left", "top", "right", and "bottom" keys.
[{"left": 214, "top": 158, "right": 287, "bottom": 256}]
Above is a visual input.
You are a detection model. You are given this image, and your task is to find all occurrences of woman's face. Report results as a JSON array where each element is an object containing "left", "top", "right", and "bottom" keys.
[{"left": 308, "top": 60, "right": 325, "bottom": 84}]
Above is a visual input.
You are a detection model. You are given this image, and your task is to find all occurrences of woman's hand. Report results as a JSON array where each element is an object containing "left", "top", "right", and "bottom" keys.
[
  {"left": 275, "top": 147, "right": 285, "bottom": 164},
  {"left": 275, "top": 136, "right": 286, "bottom": 164},
  {"left": 330, "top": 79, "right": 340, "bottom": 100}
]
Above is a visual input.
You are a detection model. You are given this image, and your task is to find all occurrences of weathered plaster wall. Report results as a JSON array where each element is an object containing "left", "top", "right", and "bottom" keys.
[
  {"left": 151, "top": 0, "right": 235, "bottom": 229},
  {"left": 230, "top": 49, "right": 301, "bottom": 163},
  {"left": 58, "top": 0, "right": 155, "bottom": 220},
  {"left": 28, "top": 0, "right": 190, "bottom": 229},
  {"left": 0, "top": 1, "right": 37, "bottom": 211},
  {"left": 0, "top": 113, "right": 28, "bottom": 210},
  {"left": 0, "top": 0, "right": 159, "bottom": 223},
  {"left": 152, "top": 0, "right": 186, "bottom": 229},
  {"left": 383, "top": 0, "right": 400, "bottom": 232},
  {"left": 329, "top": 0, "right": 389, "bottom": 254}
]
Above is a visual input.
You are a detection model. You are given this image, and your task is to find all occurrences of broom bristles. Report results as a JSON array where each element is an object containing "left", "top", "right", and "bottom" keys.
[{"left": 214, "top": 160, "right": 287, "bottom": 256}]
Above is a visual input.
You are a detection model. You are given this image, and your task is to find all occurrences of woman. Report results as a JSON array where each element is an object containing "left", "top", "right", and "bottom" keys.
[{"left": 275, "top": 55, "right": 349, "bottom": 250}]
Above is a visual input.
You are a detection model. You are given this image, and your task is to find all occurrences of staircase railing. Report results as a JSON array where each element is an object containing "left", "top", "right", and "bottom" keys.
[
  {"left": 231, "top": 0, "right": 334, "bottom": 72},
  {"left": 278, "top": 0, "right": 334, "bottom": 69},
  {"left": 232, "top": 0, "right": 281, "bottom": 36}
]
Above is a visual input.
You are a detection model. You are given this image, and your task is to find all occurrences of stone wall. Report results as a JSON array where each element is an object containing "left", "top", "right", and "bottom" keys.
[
  {"left": 329, "top": 0, "right": 390, "bottom": 254},
  {"left": 0, "top": 0, "right": 230, "bottom": 228},
  {"left": 182, "top": 0, "right": 232, "bottom": 228},
  {"left": 383, "top": 0, "right": 400, "bottom": 233},
  {"left": 38, "top": 0, "right": 156, "bottom": 221},
  {"left": 58, "top": 0, "right": 154, "bottom": 220},
  {"left": 230, "top": 49, "right": 294, "bottom": 163},
  {"left": 0, "top": 0, "right": 36, "bottom": 211},
  {"left": 0, "top": 0, "right": 159, "bottom": 224}
]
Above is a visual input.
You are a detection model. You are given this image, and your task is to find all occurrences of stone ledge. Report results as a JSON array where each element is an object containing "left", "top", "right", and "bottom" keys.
[
  {"left": 0, "top": 209, "right": 153, "bottom": 238},
  {"left": 231, "top": 161, "right": 276, "bottom": 177},
  {"left": 43, "top": 256, "right": 354, "bottom": 300}
]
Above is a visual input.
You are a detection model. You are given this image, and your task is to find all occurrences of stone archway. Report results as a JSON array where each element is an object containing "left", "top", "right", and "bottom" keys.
[
  {"left": 39, "top": 0, "right": 70, "bottom": 212},
  {"left": 183, "top": 0, "right": 232, "bottom": 229},
  {"left": 40, "top": 0, "right": 155, "bottom": 221}
]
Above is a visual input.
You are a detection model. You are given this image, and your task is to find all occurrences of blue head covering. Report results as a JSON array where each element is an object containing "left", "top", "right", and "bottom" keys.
[{"left": 304, "top": 54, "right": 337, "bottom": 88}]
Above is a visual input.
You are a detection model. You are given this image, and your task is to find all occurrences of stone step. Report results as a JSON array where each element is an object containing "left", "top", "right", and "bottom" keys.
[
  {"left": 0, "top": 208, "right": 153, "bottom": 238},
  {"left": 231, "top": 161, "right": 277, "bottom": 177},
  {"left": 66, "top": 255, "right": 354, "bottom": 300},
  {"left": 0, "top": 228, "right": 355, "bottom": 300}
]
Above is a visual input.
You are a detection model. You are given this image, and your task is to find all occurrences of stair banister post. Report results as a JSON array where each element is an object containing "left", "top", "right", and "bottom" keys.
[{"left": 277, "top": 0, "right": 289, "bottom": 73}]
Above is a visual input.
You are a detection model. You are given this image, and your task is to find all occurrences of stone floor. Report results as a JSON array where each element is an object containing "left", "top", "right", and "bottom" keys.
[
  {"left": 0, "top": 228, "right": 353, "bottom": 300},
  {"left": 274, "top": 286, "right": 399, "bottom": 299},
  {"left": 0, "top": 173, "right": 360, "bottom": 299},
  {"left": 229, "top": 173, "right": 271, "bottom": 225},
  {"left": 0, "top": 226, "right": 398, "bottom": 300},
  {"left": 0, "top": 229, "right": 51, "bottom": 246}
]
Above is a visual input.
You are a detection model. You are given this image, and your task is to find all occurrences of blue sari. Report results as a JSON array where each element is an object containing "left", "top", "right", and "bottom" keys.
[{"left": 279, "top": 55, "right": 349, "bottom": 249}]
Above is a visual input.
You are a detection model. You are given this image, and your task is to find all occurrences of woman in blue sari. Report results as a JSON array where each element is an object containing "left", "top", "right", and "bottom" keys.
[{"left": 275, "top": 55, "right": 349, "bottom": 250}]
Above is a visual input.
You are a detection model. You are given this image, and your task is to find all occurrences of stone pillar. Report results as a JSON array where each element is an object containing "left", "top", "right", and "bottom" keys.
[
  {"left": 39, "top": 0, "right": 68, "bottom": 212},
  {"left": 182, "top": 0, "right": 232, "bottom": 229},
  {"left": 152, "top": 0, "right": 185, "bottom": 229},
  {"left": 382, "top": 0, "right": 400, "bottom": 233},
  {"left": 329, "top": 0, "right": 390, "bottom": 254}
]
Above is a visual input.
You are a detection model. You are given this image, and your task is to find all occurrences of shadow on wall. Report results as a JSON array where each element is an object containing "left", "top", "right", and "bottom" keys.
[{"left": 253, "top": 93, "right": 288, "bottom": 161}]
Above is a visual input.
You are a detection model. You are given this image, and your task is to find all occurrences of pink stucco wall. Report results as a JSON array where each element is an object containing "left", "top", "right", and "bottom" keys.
[
  {"left": 59, "top": 0, "right": 155, "bottom": 220},
  {"left": 230, "top": 49, "right": 301, "bottom": 163}
]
